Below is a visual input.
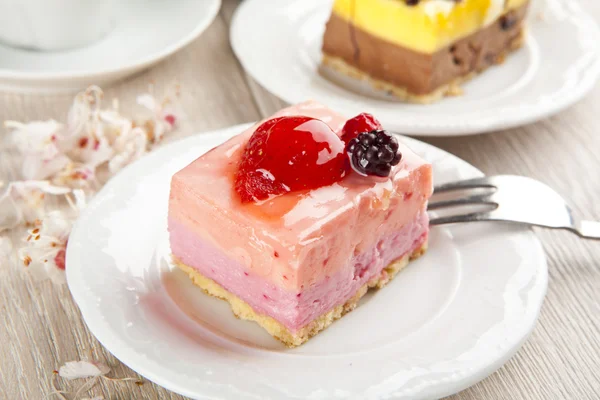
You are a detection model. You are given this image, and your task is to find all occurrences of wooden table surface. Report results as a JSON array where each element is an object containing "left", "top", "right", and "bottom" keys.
[{"left": 1, "top": 0, "right": 599, "bottom": 398}]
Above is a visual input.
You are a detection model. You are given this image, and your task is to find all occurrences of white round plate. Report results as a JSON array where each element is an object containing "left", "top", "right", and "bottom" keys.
[
  {"left": 231, "top": 0, "right": 600, "bottom": 136},
  {"left": 0, "top": 0, "right": 221, "bottom": 93},
  {"left": 67, "top": 124, "right": 548, "bottom": 400}
]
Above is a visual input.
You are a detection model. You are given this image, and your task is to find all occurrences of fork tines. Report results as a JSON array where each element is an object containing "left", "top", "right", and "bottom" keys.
[{"left": 428, "top": 176, "right": 498, "bottom": 225}]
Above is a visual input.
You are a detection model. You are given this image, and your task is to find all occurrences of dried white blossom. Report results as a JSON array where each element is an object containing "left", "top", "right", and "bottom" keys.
[
  {"left": 64, "top": 85, "right": 174, "bottom": 172},
  {"left": 2, "top": 120, "right": 70, "bottom": 181},
  {"left": 66, "top": 85, "right": 104, "bottom": 141},
  {"left": 19, "top": 211, "right": 72, "bottom": 283},
  {"left": 0, "top": 181, "right": 72, "bottom": 232},
  {"left": 15, "top": 190, "right": 84, "bottom": 283},
  {"left": 58, "top": 361, "right": 110, "bottom": 380},
  {"left": 64, "top": 89, "right": 114, "bottom": 168},
  {"left": 137, "top": 91, "right": 178, "bottom": 144},
  {"left": 67, "top": 134, "right": 114, "bottom": 170},
  {"left": 69, "top": 189, "right": 87, "bottom": 212},
  {"left": 51, "top": 163, "right": 97, "bottom": 191},
  {"left": 1, "top": 84, "right": 179, "bottom": 284},
  {"left": 108, "top": 127, "right": 148, "bottom": 174}
]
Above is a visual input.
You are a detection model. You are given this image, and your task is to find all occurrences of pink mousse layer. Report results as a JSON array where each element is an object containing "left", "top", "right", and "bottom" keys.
[
  {"left": 170, "top": 210, "right": 428, "bottom": 331},
  {"left": 168, "top": 101, "right": 433, "bottom": 293}
]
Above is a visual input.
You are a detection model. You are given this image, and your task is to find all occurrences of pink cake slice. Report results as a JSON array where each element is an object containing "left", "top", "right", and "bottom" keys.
[{"left": 168, "top": 101, "right": 433, "bottom": 347}]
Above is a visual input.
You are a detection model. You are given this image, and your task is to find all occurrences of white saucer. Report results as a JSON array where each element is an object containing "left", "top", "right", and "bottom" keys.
[
  {"left": 67, "top": 124, "right": 548, "bottom": 400},
  {"left": 231, "top": 0, "right": 600, "bottom": 136},
  {"left": 0, "top": 0, "right": 221, "bottom": 93}
]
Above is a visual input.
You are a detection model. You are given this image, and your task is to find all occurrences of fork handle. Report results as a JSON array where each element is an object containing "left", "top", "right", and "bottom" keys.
[{"left": 575, "top": 220, "right": 600, "bottom": 240}]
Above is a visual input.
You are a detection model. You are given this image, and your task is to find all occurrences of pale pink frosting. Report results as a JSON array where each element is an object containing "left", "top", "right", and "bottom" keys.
[
  {"left": 168, "top": 101, "right": 433, "bottom": 292},
  {"left": 170, "top": 210, "right": 429, "bottom": 331}
]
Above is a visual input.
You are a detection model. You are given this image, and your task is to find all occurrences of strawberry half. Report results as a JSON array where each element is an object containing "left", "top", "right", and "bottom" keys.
[{"left": 234, "top": 116, "right": 348, "bottom": 202}]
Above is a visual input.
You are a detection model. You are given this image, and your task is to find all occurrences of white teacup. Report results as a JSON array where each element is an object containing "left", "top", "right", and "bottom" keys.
[{"left": 0, "top": 0, "right": 116, "bottom": 51}]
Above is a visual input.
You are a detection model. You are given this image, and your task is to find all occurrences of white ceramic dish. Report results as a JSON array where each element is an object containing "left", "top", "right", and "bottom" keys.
[
  {"left": 67, "top": 124, "right": 548, "bottom": 400},
  {"left": 231, "top": 0, "right": 600, "bottom": 136},
  {"left": 0, "top": 0, "right": 221, "bottom": 93},
  {"left": 0, "top": 0, "right": 116, "bottom": 51}
]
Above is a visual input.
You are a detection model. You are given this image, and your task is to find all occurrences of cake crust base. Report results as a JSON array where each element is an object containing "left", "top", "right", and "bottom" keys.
[
  {"left": 321, "top": 54, "right": 475, "bottom": 104},
  {"left": 174, "top": 241, "right": 427, "bottom": 348}
]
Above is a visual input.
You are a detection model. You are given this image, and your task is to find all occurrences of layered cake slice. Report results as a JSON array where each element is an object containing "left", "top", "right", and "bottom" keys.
[
  {"left": 168, "top": 102, "right": 433, "bottom": 347},
  {"left": 322, "top": 0, "right": 530, "bottom": 103}
]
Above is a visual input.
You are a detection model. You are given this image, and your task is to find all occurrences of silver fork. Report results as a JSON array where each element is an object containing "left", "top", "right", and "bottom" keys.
[{"left": 428, "top": 175, "right": 600, "bottom": 240}]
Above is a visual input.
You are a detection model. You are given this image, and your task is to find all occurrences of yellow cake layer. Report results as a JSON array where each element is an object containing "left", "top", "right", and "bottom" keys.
[{"left": 332, "top": 0, "right": 529, "bottom": 53}]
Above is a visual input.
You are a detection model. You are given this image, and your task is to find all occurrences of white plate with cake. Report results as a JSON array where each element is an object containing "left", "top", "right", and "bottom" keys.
[
  {"left": 67, "top": 102, "right": 547, "bottom": 399},
  {"left": 230, "top": 0, "right": 600, "bottom": 136}
]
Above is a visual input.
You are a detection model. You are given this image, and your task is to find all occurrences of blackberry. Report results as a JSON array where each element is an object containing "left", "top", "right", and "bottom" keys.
[{"left": 347, "top": 130, "right": 402, "bottom": 177}]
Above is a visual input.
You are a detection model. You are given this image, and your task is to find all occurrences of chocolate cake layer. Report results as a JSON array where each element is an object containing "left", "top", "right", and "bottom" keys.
[{"left": 322, "top": 4, "right": 528, "bottom": 95}]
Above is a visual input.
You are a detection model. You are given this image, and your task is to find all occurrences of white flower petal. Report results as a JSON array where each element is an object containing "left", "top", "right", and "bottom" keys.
[
  {"left": 135, "top": 91, "right": 178, "bottom": 144},
  {"left": 20, "top": 158, "right": 45, "bottom": 182},
  {"left": 67, "top": 86, "right": 103, "bottom": 135},
  {"left": 26, "top": 259, "right": 56, "bottom": 281},
  {"left": 136, "top": 94, "right": 157, "bottom": 111},
  {"left": 0, "top": 181, "right": 73, "bottom": 231},
  {"left": 68, "top": 136, "right": 114, "bottom": 168},
  {"left": 152, "top": 122, "right": 167, "bottom": 143},
  {"left": 3, "top": 120, "right": 68, "bottom": 181},
  {"left": 59, "top": 361, "right": 110, "bottom": 380},
  {"left": 71, "top": 189, "right": 87, "bottom": 211},
  {"left": 0, "top": 191, "right": 21, "bottom": 232},
  {"left": 52, "top": 164, "right": 96, "bottom": 190},
  {"left": 46, "top": 263, "right": 67, "bottom": 284},
  {"left": 19, "top": 210, "right": 72, "bottom": 283},
  {"left": 21, "top": 155, "right": 71, "bottom": 181},
  {"left": 108, "top": 128, "right": 148, "bottom": 174},
  {"left": 17, "top": 181, "right": 72, "bottom": 195},
  {"left": 99, "top": 109, "right": 131, "bottom": 128},
  {"left": 42, "top": 211, "right": 73, "bottom": 239},
  {"left": 21, "top": 248, "right": 67, "bottom": 284},
  {"left": 4, "top": 120, "right": 63, "bottom": 151}
]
